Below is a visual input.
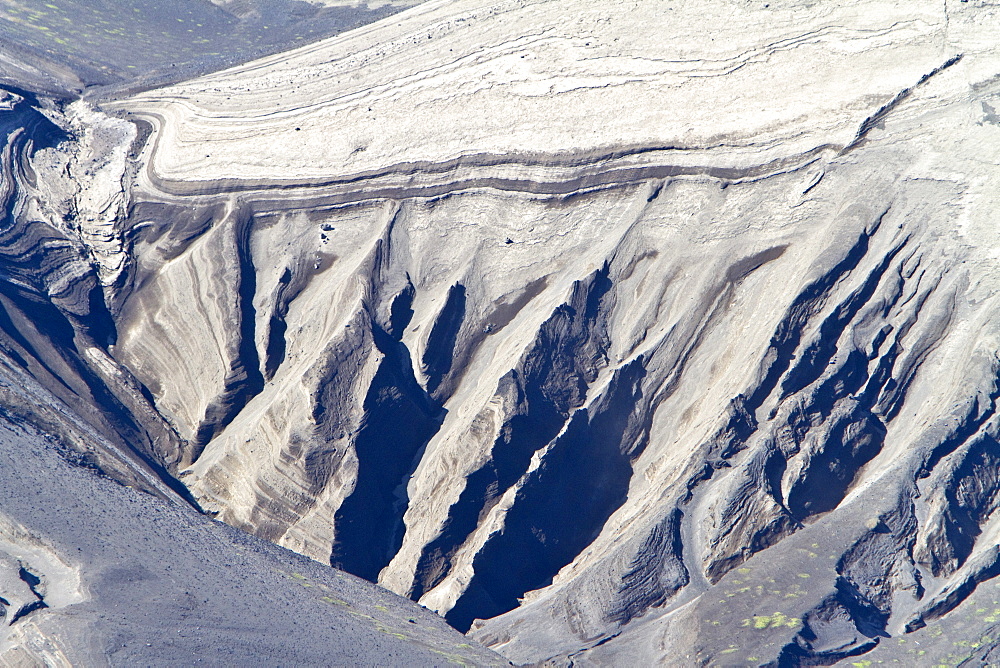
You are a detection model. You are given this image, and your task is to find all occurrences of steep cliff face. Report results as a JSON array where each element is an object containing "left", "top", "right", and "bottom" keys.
[
  {"left": 0, "top": 87, "right": 190, "bottom": 500},
  {"left": 0, "top": 79, "right": 503, "bottom": 668},
  {"left": 5, "top": 0, "right": 1000, "bottom": 665}
]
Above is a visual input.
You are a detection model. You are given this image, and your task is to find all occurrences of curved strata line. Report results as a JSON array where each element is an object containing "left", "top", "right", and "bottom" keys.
[
  {"left": 117, "top": 51, "right": 962, "bottom": 208},
  {"left": 126, "top": 110, "right": 840, "bottom": 205}
]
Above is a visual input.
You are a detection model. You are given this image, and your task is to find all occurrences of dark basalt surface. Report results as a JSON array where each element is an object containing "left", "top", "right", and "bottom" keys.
[
  {"left": 0, "top": 0, "right": 416, "bottom": 95},
  {"left": 0, "top": 411, "right": 506, "bottom": 666}
]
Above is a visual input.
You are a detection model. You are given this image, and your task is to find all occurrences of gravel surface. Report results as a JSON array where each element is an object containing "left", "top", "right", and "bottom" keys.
[{"left": 0, "top": 417, "right": 506, "bottom": 666}]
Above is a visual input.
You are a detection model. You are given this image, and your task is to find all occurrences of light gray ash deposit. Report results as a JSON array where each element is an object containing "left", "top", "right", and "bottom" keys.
[{"left": 2, "top": 0, "right": 1000, "bottom": 665}]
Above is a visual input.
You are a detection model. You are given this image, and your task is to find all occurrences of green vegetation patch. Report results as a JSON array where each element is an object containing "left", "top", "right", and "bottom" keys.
[{"left": 741, "top": 611, "right": 801, "bottom": 631}]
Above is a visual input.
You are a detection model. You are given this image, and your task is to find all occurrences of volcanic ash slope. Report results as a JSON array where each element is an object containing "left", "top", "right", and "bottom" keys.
[
  {"left": 0, "top": 413, "right": 508, "bottom": 666},
  {"left": 91, "top": 0, "right": 1000, "bottom": 664},
  {"left": 0, "top": 66, "right": 504, "bottom": 668}
]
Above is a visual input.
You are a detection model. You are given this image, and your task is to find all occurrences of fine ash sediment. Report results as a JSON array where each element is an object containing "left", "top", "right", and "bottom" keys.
[{"left": 2, "top": 0, "right": 1000, "bottom": 666}]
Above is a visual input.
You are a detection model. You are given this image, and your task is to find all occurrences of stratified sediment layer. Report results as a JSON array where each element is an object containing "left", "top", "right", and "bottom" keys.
[
  {"left": 121, "top": 0, "right": 949, "bottom": 182},
  {"left": 4, "top": 0, "right": 1000, "bottom": 665}
]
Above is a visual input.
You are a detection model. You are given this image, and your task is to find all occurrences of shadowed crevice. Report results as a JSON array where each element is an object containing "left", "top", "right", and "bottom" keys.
[
  {"left": 422, "top": 283, "right": 466, "bottom": 397},
  {"left": 447, "top": 359, "right": 647, "bottom": 632},
  {"left": 330, "top": 321, "right": 443, "bottom": 583},
  {"left": 192, "top": 208, "right": 265, "bottom": 459}
]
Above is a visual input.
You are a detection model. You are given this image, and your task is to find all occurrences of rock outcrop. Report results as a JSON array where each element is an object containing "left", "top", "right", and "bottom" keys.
[
  {"left": 4, "top": 0, "right": 1000, "bottom": 665},
  {"left": 0, "top": 80, "right": 504, "bottom": 665}
]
